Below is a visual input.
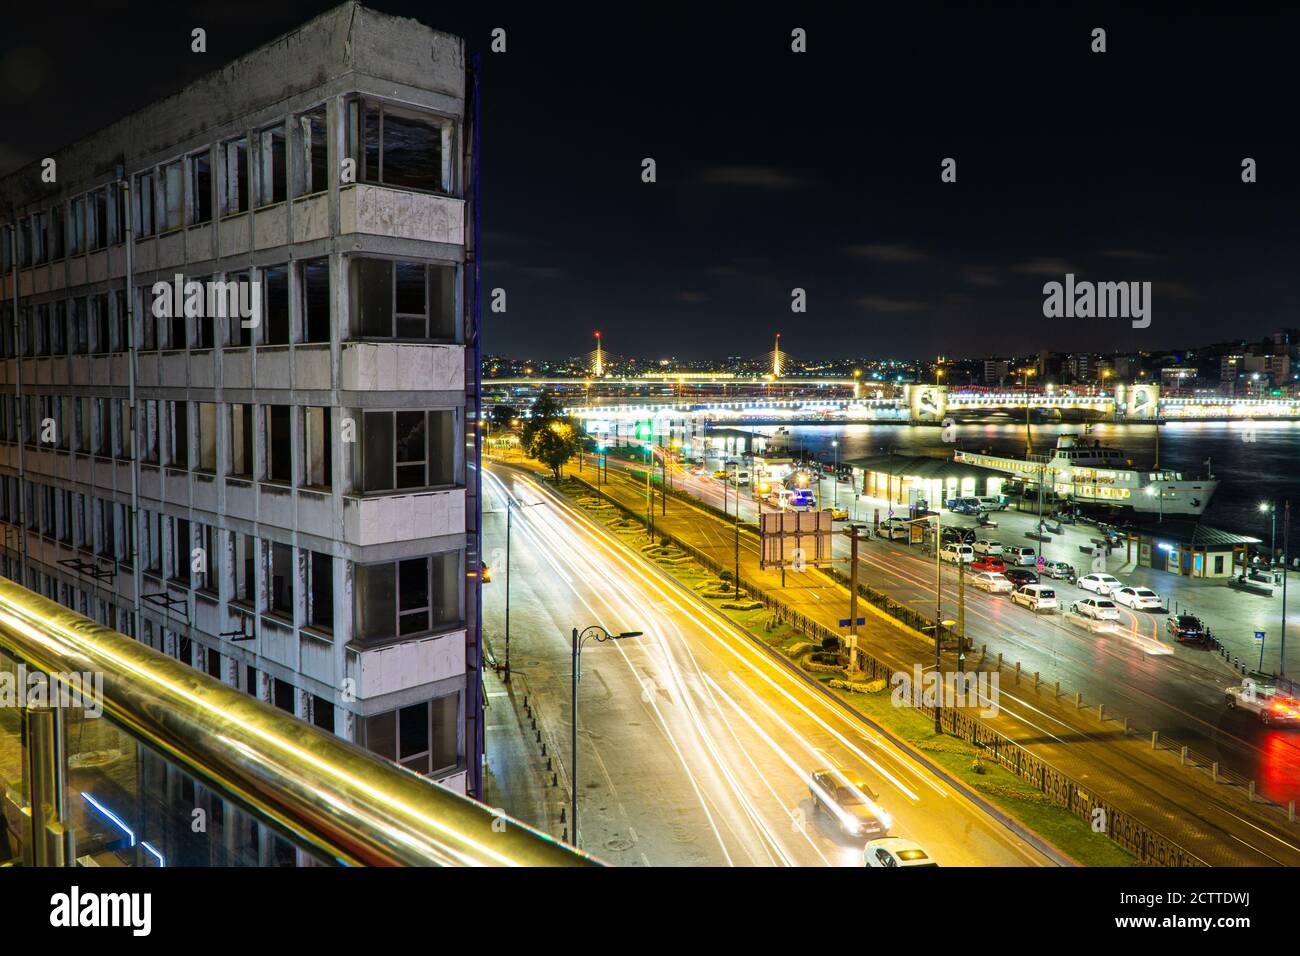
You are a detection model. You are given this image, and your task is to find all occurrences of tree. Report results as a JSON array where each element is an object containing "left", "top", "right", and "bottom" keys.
[
  {"left": 529, "top": 419, "right": 581, "bottom": 480},
  {"left": 520, "top": 390, "right": 581, "bottom": 478},
  {"left": 491, "top": 403, "right": 517, "bottom": 429}
]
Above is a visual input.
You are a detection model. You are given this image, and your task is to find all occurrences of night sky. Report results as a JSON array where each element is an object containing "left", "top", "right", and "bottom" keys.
[{"left": 3, "top": 3, "right": 1298, "bottom": 361}]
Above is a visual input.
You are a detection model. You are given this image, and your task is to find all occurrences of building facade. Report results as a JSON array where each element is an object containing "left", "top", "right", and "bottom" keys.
[{"left": 0, "top": 3, "right": 482, "bottom": 797}]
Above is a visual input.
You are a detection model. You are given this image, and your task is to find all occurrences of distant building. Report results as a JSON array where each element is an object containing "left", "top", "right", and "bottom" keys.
[
  {"left": 1160, "top": 367, "right": 1199, "bottom": 387},
  {"left": 982, "top": 359, "right": 1010, "bottom": 385}
]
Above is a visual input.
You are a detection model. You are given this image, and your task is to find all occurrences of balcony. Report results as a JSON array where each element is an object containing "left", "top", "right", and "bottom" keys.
[
  {"left": 343, "top": 488, "right": 464, "bottom": 547},
  {"left": 347, "top": 626, "right": 466, "bottom": 700},
  {"left": 339, "top": 183, "right": 464, "bottom": 246},
  {"left": 340, "top": 341, "right": 464, "bottom": 392}
]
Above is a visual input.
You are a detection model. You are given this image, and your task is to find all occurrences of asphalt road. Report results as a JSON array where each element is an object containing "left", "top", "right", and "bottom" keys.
[
  {"left": 481, "top": 461, "right": 1055, "bottom": 868},
  {"left": 595, "top": 449, "right": 1300, "bottom": 808}
]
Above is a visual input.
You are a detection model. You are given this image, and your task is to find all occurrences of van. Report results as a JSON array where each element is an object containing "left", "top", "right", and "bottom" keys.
[
  {"left": 1005, "top": 546, "right": 1038, "bottom": 566},
  {"left": 1011, "top": 584, "right": 1057, "bottom": 611},
  {"left": 940, "top": 543, "right": 975, "bottom": 564},
  {"left": 975, "top": 495, "right": 1007, "bottom": 512},
  {"left": 735, "top": 470, "right": 751, "bottom": 486}
]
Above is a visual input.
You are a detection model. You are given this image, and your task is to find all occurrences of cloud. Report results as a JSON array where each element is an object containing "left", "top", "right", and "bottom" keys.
[
  {"left": 1097, "top": 248, "right": 1167, "bottom": 261},
  {"left": 1156, "top": 280, "right": 1197, "bottom": 300},
  {"left": 697, "top": 165, "right": 807, "bottom": 189},
  {"left": 844, "top": 242, "right": 927, "bottom": 263},
  {"left": 674, "top": 291, "right": 710, "bottom": 303},
  {"left": 1012, "top": 257, "right": 1076, "bottom": 276},
  {"left": 854, "top": 295, "right": 927, "bottom": 313},
  {"left": 962, "top": 266, "right": 1002, "bottom": 287}
]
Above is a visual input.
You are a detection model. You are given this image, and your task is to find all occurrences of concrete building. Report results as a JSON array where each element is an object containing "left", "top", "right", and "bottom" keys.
[{"left": 0, "top": 3, "right": 482, "bottom": 797}]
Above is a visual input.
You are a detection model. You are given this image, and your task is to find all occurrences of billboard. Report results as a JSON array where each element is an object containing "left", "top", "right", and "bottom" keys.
[{"left": 760, "top": 509, "right": 834, "bottom": 569}]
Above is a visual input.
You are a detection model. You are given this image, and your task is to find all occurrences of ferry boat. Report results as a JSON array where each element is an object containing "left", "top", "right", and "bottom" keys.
[{"left": 954, "top": 434, "right": 1217, "bottom": 516}]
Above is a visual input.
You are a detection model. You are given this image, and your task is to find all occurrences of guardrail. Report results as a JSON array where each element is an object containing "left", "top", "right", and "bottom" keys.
[
  {"left": 0, "top": 576, "right": 594, "bottom": 867},
  {"left": 565, "top": 472, "right": 1204, "bottom": 866}
]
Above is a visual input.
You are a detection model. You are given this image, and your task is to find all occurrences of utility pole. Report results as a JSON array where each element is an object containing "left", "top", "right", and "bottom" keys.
[
  {"left": 504, "top": 505, "right": 511, "bottom": 681},
  {"left": 1282, "top": 500, "right": 1291, "bottom": 675},
  {"left": 934, "top": 509, "right": 943, "bottom": 734},
  {"left": 846, "top": 525, "right": 864, "bottom": 672},
  {"left": 957, "top": 550, "right": 966, "bottom": 673}
]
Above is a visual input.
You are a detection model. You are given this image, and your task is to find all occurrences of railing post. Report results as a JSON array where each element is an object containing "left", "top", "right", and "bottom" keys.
[{"left": 24, "top": 703, "right": 73, "bottom": 867}]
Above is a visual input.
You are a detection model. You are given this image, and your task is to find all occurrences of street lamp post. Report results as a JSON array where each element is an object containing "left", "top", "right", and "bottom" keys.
[
  {"left": 832, "top": 440, "right": 839, "bottom": 510},
  {"left": 934, "top": 509, "right": 943, "bottom": 734},
  {"left": 1261, "top": 501, "right": 1277, "bottom": 566},
  {"left": 571, "top": 625, "right": 643, "bottom": 847},
  {"left": 1282, "top": 501, "right": 1291, "bottom": 675}
]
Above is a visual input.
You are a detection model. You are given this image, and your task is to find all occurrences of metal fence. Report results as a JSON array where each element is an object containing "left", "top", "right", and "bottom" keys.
[{"left": 566, "top": 473, "right": 1204, "bottom": 866}]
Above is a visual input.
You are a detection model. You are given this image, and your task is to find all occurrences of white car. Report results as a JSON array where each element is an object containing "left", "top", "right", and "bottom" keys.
[
  {"left": 1072, "top": 597, "right": 1120, "bottom": 621},
  {"left": 1077, "top": 573, "right": 1122, "bottom": 595},
  {"left": 1003, "top": 546, "right": 1038, "bottom": 567},
  {"left": 940, "top": 544, "right": 974, "bottom": 564},
  {"left": 864, "top": 838, "right": 938, "bottom": 868},
  {"left": 1225, "top": 683, "right": 1300, "bottom": 725},
  {"left": 1113, "top": 586, "right": 1162, "bottom": 610},
  {"left": 972, "top": 539, "right": 1003, "bottom": 556},
  {"left": 970, "top": 571, "right": 1013, "bottom": 593},
  {"left": 1011, "top": 584, "right": 1057, "bottom": 611}
]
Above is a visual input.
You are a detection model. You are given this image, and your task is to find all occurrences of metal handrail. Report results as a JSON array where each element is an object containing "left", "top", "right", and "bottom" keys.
[{"left": 0, "top": 577, "right": 595, "bottom": 867}]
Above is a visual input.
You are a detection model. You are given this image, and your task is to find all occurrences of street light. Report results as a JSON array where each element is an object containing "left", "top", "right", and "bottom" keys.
[
  {"left": 1260, "top": 501, "right": 1277, "bottom": 567},
  {"left": 832, "top": 440, "right": 839, "bottom": 510},
  {"left": 484, "top": 497, "right": 543, "bottom": 682},
  {"left": 571, "top": 625, "right": 643, "bottom": 847}
]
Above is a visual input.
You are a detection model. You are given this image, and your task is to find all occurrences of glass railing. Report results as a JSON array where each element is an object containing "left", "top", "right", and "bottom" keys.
[{"left": 0, "top": 577, "right": 592, "bottom": 867}]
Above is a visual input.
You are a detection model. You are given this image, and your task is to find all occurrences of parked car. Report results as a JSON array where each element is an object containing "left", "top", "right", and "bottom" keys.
[
  {"left": 1167, "top": 614, "right": 1208, "bottom": 644},
  {"left": 877, "top": 518, "right": 911, "bottom": 540},
  {"left": 950, "top": 501, "right": 982, "bottom": 516},
  {"left": 1002, "top": 568, "right": 1039, "bottom": 589},
  {"left": 712, "top": 469, "right": 730, "bottom": 481},
  {"left": 864, "top": 838, "right": 938, "bottom": 868},
  {"left": 971, "top": 555, "right": 1006, "bottom": 573},
  {"left": 1011, "top": 584, "right": 1058, "bottom": 612},
  {"left": 974, "top": 495, "right": 1008, "bottom": 512},
  {"left": 735, "top": 470, "right": 751, "bottom": 486},
  {"left": 1004, "top": 546, "right": 1038, "bottom": 567},
  {"left": 970, "top": 571, "right": 1013, "bottom": 593},
  {"left": 972, "top": 539, "right": 1003, "bottom": 556},
  {"left": 1078, "top": 573, "right": 1122, "bottom": 595},
  {"left": 1072, "top": 598, "right": 1120, "bottom": 621},
  {"left": 825, "top": 505, "right": 849, "bottom": 521},
  {"left": 809, "top": 770, "right": 891, "bottom": 839},
  {"left": 1225, "top": 684, "right": 1300, "bottom": 726},
  {"left": 940, "top": 543, "right": 975, "bottom": 564},
  {"left": 1113, "top": 586, "right": 1162, "bottom": 610},
  {"left": 1041, "top": 560, "right": 1075, "bottom": 580}
]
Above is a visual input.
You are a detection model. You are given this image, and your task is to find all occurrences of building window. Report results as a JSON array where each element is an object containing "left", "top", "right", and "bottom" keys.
[
  {"left": 117, "top": 399, "right": 134, "bottom": 462},
  {"left": 307, "top": 550, "right": 333, "bottom": 632},
  {"left": 361, "top": 410, "right": 458, "bottom": 492},
  {"left": 272, "top": 677, "right": 294, "bottom": 715},
  {"left": 90, "top": 294, "right": 109, "bottom": 354},
  {"left": 188, "top": 150, "right": 212, "bottom": 224},
  {"left": 297, "top": 106, "right": 328, "bottom": 197},
  {"left": 161, "top": 160, "right": 184, "bottom": 232},
  {"left": 90, "top": 189, "right": 108, "bottom": 250},
  {"left": 312, "top": 695, "right": 334, "bottom": 732},
  {"left": 301, "top": 258, "right": 330, "bottom": 343},
  {"left": 167, "top": 401, "right": 189, "bottom": 469},
  {"left": 354, "top": 552, "right": 461, "bottom": 642},
  {"left": 257, "top": 124, "right": 287, "bottom": 206},
  {"left": 135, "top": 172, "right": 155, "bottom": 237},
  {"left": 169, "top": 516, "right": 190, "bottom": 584},
  {"left": 264, "top": 405, "right": 291, "bottom": 482},
  {"left": 197, "top": 402, "right": 218, "bottom": 472},
  {"left": 230, "top": 404, "right": 253, "bottom": 478},
  {"left": 303, "top": 406, "right": 331, "bottom": 489},
  {"left": 226, "top": 270, "right": 254, "bottom": 347},
  {"left": 196, "top": 524, "right": 218, "bottom": 595},
  {"left": 221, "top": 137, "right": 249, "bottom": 215},
  {"left": 70, "top": 200, "right": 86, "bottom": 255},
  {"left": 348, "top": 99, "right": 452, "bottom": 194},
  {"left": 140, "top": 400, "right": 159, "bottom": 464},
  {"left": 351, "top": 258, "right": 456, "bottom": 341},
  {"left": 49, "top": 204, "right": 65, "bottom": 260},
  {"left": 262, "top": 266, "right": 289, "bottom": 344},
  {"left": 267, "top": 541, "right": 294, "bottom": 621},
  {"left": 234, "top": 533, "right": 256, "bottom": 607},
  {"left": 361, "top": 695, "right": 458, "bottom": 776}
]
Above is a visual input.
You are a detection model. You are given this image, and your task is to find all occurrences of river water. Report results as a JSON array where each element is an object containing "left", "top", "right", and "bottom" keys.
[{"left": 761, "top": 420, "right": 1300, "bottom": 543}]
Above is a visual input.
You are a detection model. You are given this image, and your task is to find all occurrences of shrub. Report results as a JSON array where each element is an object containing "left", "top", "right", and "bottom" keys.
[{"left": 821, "top": 636, "right": 841, "bottom": 653}]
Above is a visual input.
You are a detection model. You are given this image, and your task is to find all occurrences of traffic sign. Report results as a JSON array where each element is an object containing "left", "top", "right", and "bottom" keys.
[
  {"left": 1255, "top": 630, "right": 1266, "bottom": 646},
  {"left": 839, "top": 617, "right": 866, "bottom": 627}
]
